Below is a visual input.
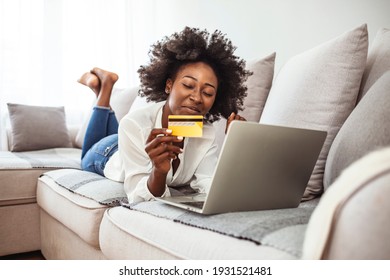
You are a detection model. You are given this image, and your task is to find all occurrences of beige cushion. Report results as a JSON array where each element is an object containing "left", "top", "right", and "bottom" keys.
[
  {"left": 0, "top": 148, "right": 81, "bottom": 207},
  {"left": 260, "top": 24, "right": 368, "bottom": 200},
  {"left": 213, "top": 52, "right": 276, "bottom": 155},
  {"left": 324, "top": 71, "right": 390, "bottom": 189},
  {"left": 110, "top": 87, "right": 139, "bottom": 121},
  {"left": 99, "top": 206, "right": 296, "bottom": 260},
  {"left": 37, "top": 172, "right": 109, "bottom": 248},
  {"left": 303, "top": 147, "right": 390, "bottom": 259},
  {"left": 357, "top": 28, "right": 390, "bottom": 102},
  {"left": 7, "top": 103, "right": 72, "bottom": 152},
  {"left": 0, "top": 169, "right": 48, "bottom": 206},
  {"left": 241, "top": 52, "right": 276, "bottom": 121}
]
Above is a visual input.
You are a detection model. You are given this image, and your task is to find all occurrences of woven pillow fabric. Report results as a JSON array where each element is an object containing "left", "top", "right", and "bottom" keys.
[{"left": 260, "top": 24, "right": 368, "bottom": 200}]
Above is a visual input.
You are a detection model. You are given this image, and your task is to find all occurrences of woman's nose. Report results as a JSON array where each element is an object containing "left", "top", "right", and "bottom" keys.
[{"left": 190, "top": 89, "right": 202, "bottom": 103}]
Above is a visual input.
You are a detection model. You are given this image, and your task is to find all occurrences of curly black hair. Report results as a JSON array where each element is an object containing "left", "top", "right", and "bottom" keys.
[{"left": 137, "top": 27, "right": 252, "bottom": 123}]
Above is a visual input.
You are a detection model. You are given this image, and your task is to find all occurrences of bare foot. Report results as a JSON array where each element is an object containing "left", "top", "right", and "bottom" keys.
[
  {"left": 90, "top": 67, "right": 119, "bottom": 108},
  {"left": 90, "top": 67, "right": 118, "bottom": 85},
  {"left": 77, "top": 72, "right": 100, "bottom": 97}
]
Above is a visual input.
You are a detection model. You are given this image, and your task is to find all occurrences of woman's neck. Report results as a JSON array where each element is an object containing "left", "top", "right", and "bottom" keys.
[{"left": 161, "top": 102, "right": 170, "bottom": 128}]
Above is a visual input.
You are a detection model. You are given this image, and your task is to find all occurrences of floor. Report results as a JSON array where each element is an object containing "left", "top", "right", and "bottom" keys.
[{"left": 0, "top": 250, "right": 45, "bottom": 260}]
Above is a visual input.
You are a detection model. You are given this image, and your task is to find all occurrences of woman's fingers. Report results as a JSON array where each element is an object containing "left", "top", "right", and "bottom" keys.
[
  {"left": 146, "top": 128, "right": 183, "bottom": 151},
  {"left": 146, "top": 128, "right": 172, "bottom": 143},
  {"left": 145, "top": 128, "right": 184, "bottom": 170},
  {"left": 225, "top": 112, "right": 247, "bottom": 134},
  {"left": 237, "top": 115, "right": 246, "bottom": 121},
  {"left": 147, "top": 141, "right": 183, "bottom": 159}
]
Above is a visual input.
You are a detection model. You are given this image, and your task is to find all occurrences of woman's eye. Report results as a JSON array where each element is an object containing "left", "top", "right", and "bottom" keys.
[
  {"left": 182, "top": 83, "right": 193, "bottom": 89},
  {"left": 203, "top": 91, "right": 214, "bottom": 97}
]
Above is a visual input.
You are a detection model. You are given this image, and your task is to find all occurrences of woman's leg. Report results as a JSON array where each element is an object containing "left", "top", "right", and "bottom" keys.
[
  {"left": 78, "top": 68, "right": 119, "bottom": 159},
  {"left": 91, "top": 67, "right": 118, "bottom": 108},
  {"left": 81, "top": 106, "right": 117, "bottom": 159}
]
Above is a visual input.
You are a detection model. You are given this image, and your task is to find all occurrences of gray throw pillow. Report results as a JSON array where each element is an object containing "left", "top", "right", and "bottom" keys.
[
  {"left": 357, "top": 28, "right": 390, "bottom": 102},
  {"left": 213, "top": 52, "right": 276, "bottom": 156},
  {"left": 324, "top": 70, "right": 390, "bottom": 190},
  {"left": 7, "top": 103, "right": 72, "bottom": 152},
  {"left": 260, "top": 24, "right": 368, "bottom": 200}
]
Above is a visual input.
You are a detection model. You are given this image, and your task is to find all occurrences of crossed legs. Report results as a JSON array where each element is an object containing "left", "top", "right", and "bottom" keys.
[
  {"left": 78, "top": 68, "right": 120, "bottom": 159},
  {"left": 78, "top": 67, "right": 119, "bottom": 108}
]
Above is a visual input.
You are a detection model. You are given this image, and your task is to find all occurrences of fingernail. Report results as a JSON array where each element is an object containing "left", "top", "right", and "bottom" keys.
[
  {"left": 166, "top": 129, "right": 172, "bottom": 133},
  {"left": 180, "top": 148, "right": 184, "bottom": 153},
  {"left": 177, "top": 136, "right": 183, "bottom": 141}
]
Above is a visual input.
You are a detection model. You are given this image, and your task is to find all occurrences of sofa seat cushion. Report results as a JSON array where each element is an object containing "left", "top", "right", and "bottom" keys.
[
  {"left": 37, "top": 170, "right": 111, "bottom": 249},
  {"left": 99, "top": 206, "right": 300, "bottom": 260},
  {"left": 0, "top": 148, "right": 81, "bottom": 206},
  {"left": 41, "top": 169, "right": 128, "bottom": 206},
  {"left": 126, "top": 198, "right": 318, "bottom": 246}
]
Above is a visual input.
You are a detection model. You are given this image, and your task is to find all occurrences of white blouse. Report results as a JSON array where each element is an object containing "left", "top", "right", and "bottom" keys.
[{"left": 103, "top": 101, "right": 218, "bottom": 203}]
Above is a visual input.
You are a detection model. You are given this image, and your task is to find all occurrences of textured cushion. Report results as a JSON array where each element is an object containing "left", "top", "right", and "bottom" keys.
[
  {"left": 260, "top": 24, "right": 368, "bottom": 200},
  {"left": 7, "top": 103, "right": 72, "bottom": 152},
  {"left": 241, "top": 52, "right": 276, "bottom": 121},
  {"left": 43, "top": 169, "right": 127, "bottom": 206},
  {"left": 213, "top": 52, "right": 276, "bottom": 155},
  {"left": 100, "top": 206, "right": 297, "bottom": 260},
  {"left": 303, "top": 147, "right": 390, "bottom": 259},
  {"left": 324, "top": 71, "right": 390, "bottom": 189},
  {"left": 357, "top": 28, "right": 390, "bottom": 102}
]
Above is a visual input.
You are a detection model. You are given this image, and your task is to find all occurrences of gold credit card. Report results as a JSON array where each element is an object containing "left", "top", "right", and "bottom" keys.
[{"left": 168, "top": 115, "right": 203, "bottom": 137}]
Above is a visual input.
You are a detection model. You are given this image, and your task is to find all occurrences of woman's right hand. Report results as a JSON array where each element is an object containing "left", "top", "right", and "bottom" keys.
[
  {"left": 226, "top": 112, "right": 246, "bottom": 134},
  {"left": 145, "top": 128, "right": 183, "bottom": 175}
]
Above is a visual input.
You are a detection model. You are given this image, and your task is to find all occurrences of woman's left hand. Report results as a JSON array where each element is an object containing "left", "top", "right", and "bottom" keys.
[{"left": 225, "top": 112, "right": 246, "bottom": 134}]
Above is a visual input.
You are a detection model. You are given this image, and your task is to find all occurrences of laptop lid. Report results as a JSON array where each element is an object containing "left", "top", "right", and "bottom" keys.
[
  {"left": 157, "top": 121, "right": 326, "bottom": 215},
  {"left": 200, "top": 121, "right": 326, "bottom": 214}
]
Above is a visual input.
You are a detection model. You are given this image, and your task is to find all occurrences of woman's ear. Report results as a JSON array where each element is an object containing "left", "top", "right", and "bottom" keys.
[{"left": 165, "top": 79, "right": 173, "bottom": 94}]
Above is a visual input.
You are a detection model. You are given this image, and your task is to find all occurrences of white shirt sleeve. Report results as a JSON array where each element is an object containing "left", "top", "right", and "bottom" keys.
[
  {"left": 118, "top": 117, "right": 170, "bottom": 203},
  {"left": 190, "top": 138, "right": 218, "bottom": 193}
]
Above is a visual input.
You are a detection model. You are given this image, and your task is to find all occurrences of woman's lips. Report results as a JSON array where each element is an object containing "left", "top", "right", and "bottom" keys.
[{"left": 182, "top": 106, "right": 201, "bottom": 114}]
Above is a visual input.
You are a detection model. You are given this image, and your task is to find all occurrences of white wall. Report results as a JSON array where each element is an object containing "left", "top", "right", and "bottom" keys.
[{"left": 140, "top": 0, "right": 390, "bottom": 73}]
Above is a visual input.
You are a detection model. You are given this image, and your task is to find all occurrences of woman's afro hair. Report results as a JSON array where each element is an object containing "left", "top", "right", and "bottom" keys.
[{"left": 137, "top": 26, "right": 252, "bottom": 122}]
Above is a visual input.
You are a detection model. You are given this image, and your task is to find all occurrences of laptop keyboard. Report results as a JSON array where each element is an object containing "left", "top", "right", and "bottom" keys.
[{"left": 181, "top": 201, "right": 205, "bottom": 209}]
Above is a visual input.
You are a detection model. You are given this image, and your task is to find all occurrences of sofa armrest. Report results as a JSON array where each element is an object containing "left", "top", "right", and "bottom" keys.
[
  {"left": 302, "top": 147, "right": 390, "bottom": 259},
  {"left": 322, "top": 172, "right": 390, "bottom": 259}
]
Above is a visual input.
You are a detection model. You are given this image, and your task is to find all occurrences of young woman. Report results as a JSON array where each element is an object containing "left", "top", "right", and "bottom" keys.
[{"left": 78, "top": 27, "right": 251, "bottom": 203}]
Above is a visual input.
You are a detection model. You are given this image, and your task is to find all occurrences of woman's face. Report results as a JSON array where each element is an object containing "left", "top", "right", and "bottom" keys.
[{"left": 164, "top": 62, "right": 218, "bottom": 118}]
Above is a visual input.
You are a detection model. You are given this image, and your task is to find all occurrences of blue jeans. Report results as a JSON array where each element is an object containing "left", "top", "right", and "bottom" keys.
[{"left": 81, "top": 106, "right": 119, "bottom": 176}]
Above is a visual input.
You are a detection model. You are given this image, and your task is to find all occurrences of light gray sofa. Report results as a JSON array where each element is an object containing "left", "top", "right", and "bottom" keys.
[{"left": 1, "top": 24, "right": 389, "bottom": 259}]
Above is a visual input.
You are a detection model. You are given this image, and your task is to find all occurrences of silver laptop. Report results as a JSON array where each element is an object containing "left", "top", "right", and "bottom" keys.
[{"left": 156, "top": 121, "right": 327, "bottom": 215}]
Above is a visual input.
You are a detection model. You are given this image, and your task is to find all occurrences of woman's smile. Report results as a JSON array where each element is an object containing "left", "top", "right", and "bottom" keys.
[{"left": 181, "top": 105, "right": 202, "bottom": 114}]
